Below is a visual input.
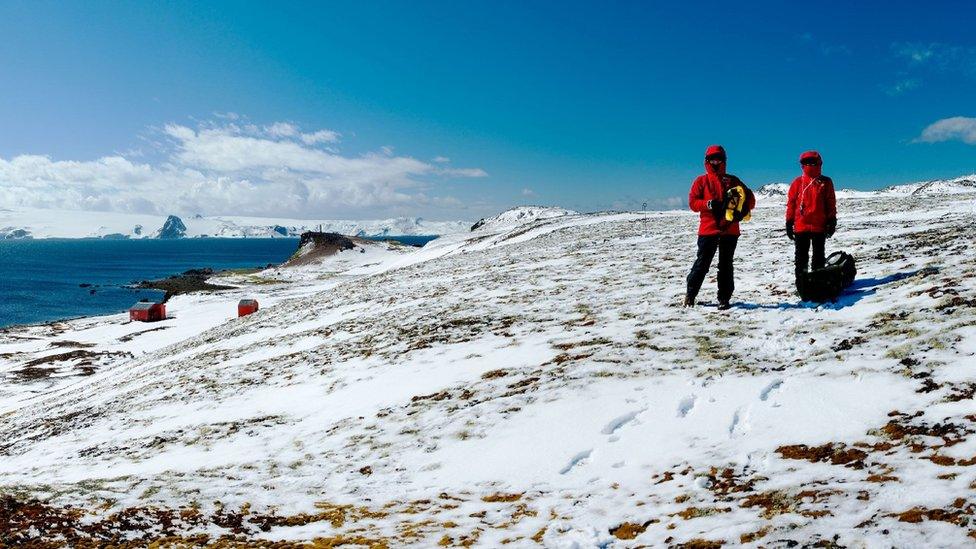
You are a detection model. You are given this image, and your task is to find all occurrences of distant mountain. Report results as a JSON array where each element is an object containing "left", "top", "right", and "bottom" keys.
[
  {"left": 155, "top": 215, "right": 187, "bottom": 239},
  {"left": 0, "top": 209, "right": 471, "bottom": 239},
  {"left": 883, "top": 175, "right": 976, "bottom": 196},
  {"left": 755, "top": 183, "right": 790, "bottom": 198},
  {"left": 0, "top": 227, "right": 32, "bottom": 240}
]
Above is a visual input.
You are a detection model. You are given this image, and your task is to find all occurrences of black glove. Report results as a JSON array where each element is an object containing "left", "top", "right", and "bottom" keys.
[
  {"left": 732, "top": 200, "right": 751, "bottom": 222},
  {"left": 708, "top": 199, "right": 725, "bottom": 218},
  {"left": 786, "top": 220, "right": 795, "bottom": 241},
  {"left": 825, "top": 218, "right": 836, "bottom": 238}
]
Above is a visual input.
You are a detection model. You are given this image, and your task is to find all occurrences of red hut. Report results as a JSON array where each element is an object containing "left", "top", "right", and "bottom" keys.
[
  {"left": 238, "top": 299, "right": 259, "bottom": 317},
  {"left": 129, "top": 302, "right": 166, "bottom": 322}
]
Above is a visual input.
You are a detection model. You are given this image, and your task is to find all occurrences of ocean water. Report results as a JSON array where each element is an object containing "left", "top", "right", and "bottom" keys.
[{"left": 0, "top": 238, "right": 301, "bottom": 329}]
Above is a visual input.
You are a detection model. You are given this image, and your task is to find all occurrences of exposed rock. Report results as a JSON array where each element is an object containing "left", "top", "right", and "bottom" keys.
[
  {"left": 283, "top": 232, "right": 370, "bottom": 267},
  {"left": 155, "top": 215, "right": 187, "bottom": 239},
  {"left": 135, "top": 268, "right": 235, "bottom": 302},
  {"left": 755, "top": 183, "right": 789, "bottom": 197},
  {"left": 1, "top": 227, "right": 32, "bottom": 240}
]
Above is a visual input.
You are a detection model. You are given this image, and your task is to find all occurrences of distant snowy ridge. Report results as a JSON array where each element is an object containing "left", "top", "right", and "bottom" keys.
[
  {"left": 756, "top": 173, "right": 976, "bottom": 201},
  {"left": 0, "top": 208, "right": 470, "bottom": 240},
  {"left": 755, "top": 183, "right": 790, "bottom": 197},
  {"left": 470, "top": 205, "right": 578, "bottom": 231},
  {"left": 883, "top": 174, "right": 976, "bottom": 196}
]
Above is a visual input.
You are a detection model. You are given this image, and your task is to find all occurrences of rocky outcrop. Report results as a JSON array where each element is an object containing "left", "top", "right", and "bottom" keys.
[
  {"left": 755, "top": 183, "right": 789, "bottom": 198},
  {"left": 283, "top": 232, "right": 369, "bottom": 267},
  {"left": 0, "top": 228, "right": 32, "bottom": 240},
  {"left": 135, "top": 268, "right": 235, "bottom": 302},
  {"left": 156, "top": 216, "right": 187, "bottom": 239}
]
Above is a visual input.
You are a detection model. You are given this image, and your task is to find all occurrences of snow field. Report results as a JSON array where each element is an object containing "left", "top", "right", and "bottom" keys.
[{"left": 0, "top": 192, "right": 975, "bottom": 546}]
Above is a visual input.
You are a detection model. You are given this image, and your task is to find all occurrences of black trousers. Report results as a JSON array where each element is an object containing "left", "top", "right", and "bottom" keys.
[
  {"left": 687, "top": 235, "right": 738, "bottom": 302},
  {"left": 795, "top": 233, "right": 826, "bottom": 276}
]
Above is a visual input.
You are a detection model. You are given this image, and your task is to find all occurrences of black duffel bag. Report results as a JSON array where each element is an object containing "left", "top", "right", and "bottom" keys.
[{"left": 797, "top": 251, "right": 857, "bottom": 302}]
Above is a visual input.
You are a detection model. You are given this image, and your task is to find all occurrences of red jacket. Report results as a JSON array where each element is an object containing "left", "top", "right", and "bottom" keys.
[
  {"left": 688, "top": 171, "right": 756, "bottom": 236},
  {"left": 786, "top": 175, "right": 836, "bottom": 233}
]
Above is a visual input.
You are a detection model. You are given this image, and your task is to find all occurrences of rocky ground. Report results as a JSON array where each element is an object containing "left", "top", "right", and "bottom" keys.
[{"left": 1, "top": 193, "right": 975, "bottom": 547}]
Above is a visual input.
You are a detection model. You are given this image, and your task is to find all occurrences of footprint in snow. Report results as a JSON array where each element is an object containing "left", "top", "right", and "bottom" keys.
[
  {"left": 560, "top": 449, "right": 593, "bottom": 474},
  {"left": 759, "top": 379, "right": 783, "bottom": 401},
  {"left": 677, "top": 394, "right": 697, "bottom": 417},
  {"left": 728, "top": 407, "right": 751, "bottom": 438},
  {"left": 601, "top": 409, "right": 645, "bottom": 435}
]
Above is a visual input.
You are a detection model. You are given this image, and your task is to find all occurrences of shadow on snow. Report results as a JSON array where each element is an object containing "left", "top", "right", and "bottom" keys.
[{"left": 731, "top": 268, "right": 932, "bottom": 311}]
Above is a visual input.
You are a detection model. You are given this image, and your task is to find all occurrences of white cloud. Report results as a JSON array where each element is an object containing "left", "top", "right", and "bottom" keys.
[
  {"left": 265, "top": 122, "right": 299, "bottom": 138},
  {"left": 0, "top": 118, "right": 486, "bottom": 218},
  {"left": 300, "top": 129, "right": 340, "bottom": 145},
  {"left": 894, "top": 43, "right": 936, "bottom": 64},
  {"left": 521, "top": 188, "right": 536, "bottom": 197},
  {"left": 432, "top": 156, "right": 450, "bottom": 163},
  {"left": 892, "top": 42, "right": 976, "bottom": 76},
  {"left": 885, "top": 78, "right": 920, "bottom": 96},
  {"left": 439, "top": 167, "right": 488, "bottom": 178},
  {"left": 915, "top": 116, "right": 976, "bottom": 144}
]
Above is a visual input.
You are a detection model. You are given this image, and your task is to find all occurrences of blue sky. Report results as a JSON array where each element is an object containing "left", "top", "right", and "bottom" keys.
[{"left": 0, "top": 1, "right": 973, "bottom": 220}]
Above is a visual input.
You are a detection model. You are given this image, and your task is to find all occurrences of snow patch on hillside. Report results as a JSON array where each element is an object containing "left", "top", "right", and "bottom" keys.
[{"left": 470, "top": 205, "right": 578, "bottom": 231}]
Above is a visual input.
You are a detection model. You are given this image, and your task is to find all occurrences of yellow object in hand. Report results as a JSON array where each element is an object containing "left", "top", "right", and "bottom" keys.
[{"left": 725, "top": 186, "right": 751, "bottom": 222}]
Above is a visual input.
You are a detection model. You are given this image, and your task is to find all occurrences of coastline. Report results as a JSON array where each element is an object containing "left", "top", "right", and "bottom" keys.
[
  {"left": 0, "top": 238, "right": 303, "bottom": 330},
  {"left": 0, "top": 234, "right": 424, "bottom": 414},
  {"left": 0, "top": 266, "right": 266, "bottom": 332}
]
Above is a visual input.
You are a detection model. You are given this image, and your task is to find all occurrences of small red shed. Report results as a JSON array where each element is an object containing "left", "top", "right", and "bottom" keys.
[
  {"left": 238, "top": 299, "right": 259, "bottom": 317},
  {"left": 129, "top": 301, "right": 166, "bottom": 322}
]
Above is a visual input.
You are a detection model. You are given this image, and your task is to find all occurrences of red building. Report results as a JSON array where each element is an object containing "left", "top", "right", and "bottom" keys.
[
  {"left": 129, "top": 302, "right": 166, "bottom": 322},
  {"left": 238, "top": 299, "right": 259, "bottom": 317}
]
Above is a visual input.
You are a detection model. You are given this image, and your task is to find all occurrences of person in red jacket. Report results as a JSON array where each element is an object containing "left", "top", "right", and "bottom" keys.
[
  {"left": 684, "top": 145, "right": 756, "bottom": 309},
  {"left": 785, "top": 150, "right": 837, "bottom": 287}
]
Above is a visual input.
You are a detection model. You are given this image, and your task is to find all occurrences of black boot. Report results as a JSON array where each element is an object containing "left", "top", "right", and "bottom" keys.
[{"left": 683, "top": 294, "right": 696, "bottom": 307}]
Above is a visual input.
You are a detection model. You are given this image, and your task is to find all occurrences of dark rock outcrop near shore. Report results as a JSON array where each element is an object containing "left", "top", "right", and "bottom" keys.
[
  {"left": 135, "top": 268, "right": 235, "bottom": 302},
  {"left": 282, "top": 232, "right": 369, "bottom": 267}
]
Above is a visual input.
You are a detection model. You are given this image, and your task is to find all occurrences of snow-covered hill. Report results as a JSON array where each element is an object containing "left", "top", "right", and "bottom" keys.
[
  {"left": 757, "top": 174, "right": 976, "bottom": 201},
  {"left": 470, "top": 205, "right": 578, "bottom": 231},
  {"left": 0, "top": 207, "right": 470, "bottom": 239},
  {"left": 1, "top": 192, "right": 976, "bottom": 547}
]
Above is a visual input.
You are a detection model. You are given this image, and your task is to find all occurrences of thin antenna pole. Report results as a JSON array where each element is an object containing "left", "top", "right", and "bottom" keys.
[{"left": 642, "top": 202, "right": 647, "bottom": 236}]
